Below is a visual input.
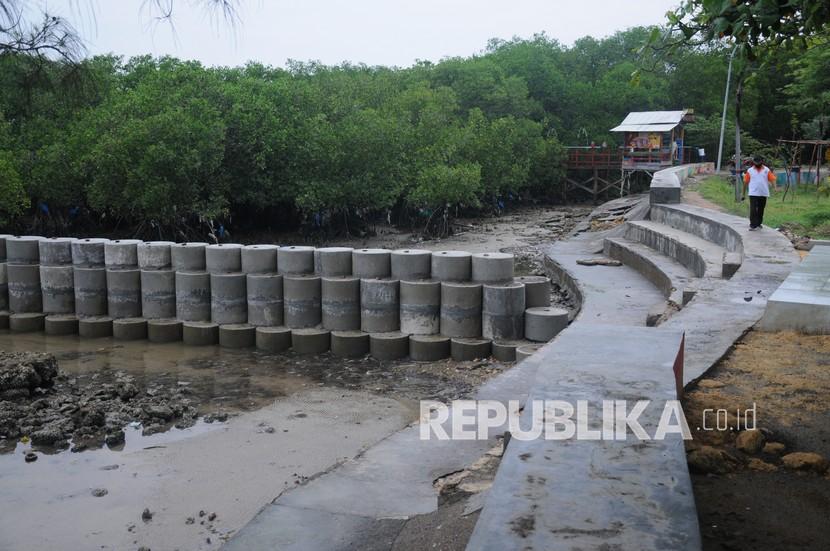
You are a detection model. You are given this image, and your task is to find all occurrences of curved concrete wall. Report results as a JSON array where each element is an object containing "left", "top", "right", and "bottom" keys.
[
  {"left": 650, "top": 203, "right": 743, "bottom": 254},
  {"left": 649, "top": 162, "right": 714, "bottom": 205}
]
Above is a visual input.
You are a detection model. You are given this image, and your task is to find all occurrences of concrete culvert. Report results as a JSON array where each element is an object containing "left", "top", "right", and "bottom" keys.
[
  {"left": 524, "top": 306, "right": 569, "bottom": 342},
  {"left": 472, "top": 252, "right": 514, "bottom": 284},
  {"left": 277, "top": 246, "right": 315, "bottom": 275},
  {"left": 352, "top": 249, "right": 391, "bottom": 279},
  {"left": 431, "top": 250, "right": 472, "bottom": 281},
  {"left": 171, "top": 242, "right": 208, "bottom": 272},
  {"left": 314, "top": 247, "right": 353, "bottom": 277},
  {"left": 71, "top": 238, "right": 109, "bottom": 267},
  {"left": 241, "top": 244, "right": 279, "bottom": 275},
  {"left": 205, "top": 243, "right": 243, "bottom": 274},
  {"left": 38, "top": 237, "right": 76, "bottom": 266},
  {"left": 391, "top": 249, "right": 431, "bottom": 281},
  {"left": 104, "top": 239, "right": 142, "bottom": 269},
  {"left": 515, "top": 275, "right": 552, "bottom": 308},
  {"left": 137, "top": 241, "right": 175, "bottom": 270}
]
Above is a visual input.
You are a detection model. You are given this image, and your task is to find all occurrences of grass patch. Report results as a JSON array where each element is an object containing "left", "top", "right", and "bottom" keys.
[{"left": 696, "top": 176, "right": 830, "bottom": 238}]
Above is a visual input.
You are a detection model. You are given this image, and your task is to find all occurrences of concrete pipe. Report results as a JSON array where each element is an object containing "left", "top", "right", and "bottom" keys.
[
  {"left": 183, "top": 321, "right": 219, "bottom": 346},
  {"left": 314, "top": 247, "right": 353, "bottom": 277},
  {"left": 321, "top": 276, "right": 360, "bottom": 331},
  {"left": 246, "top": 273, "right": 284, "bottom": 327},
  {"left": 524, "top": 306, "right": 568, "bottom": 342},
  {"left": 400, "top": 280, "right": 440, "bottom": 335},
  {"left": 0, "top": 262, "right": 8, "bottom": 311},
  {"left": 391, "top": 249, "right": 431, "bottom": 281},
  {"left": 0, "top": 234, "right": 10, "bottom": 261},
  {"left": 141, "top": 269, "right": 176, "bottom": 319},
  {"left": 218, "top": 323, "right": 256, "bottom": 348},
  {"left": 360, "top": 278, "right": 400, "bottom": 333},
  {"left": 104, "top": 239, "right": 142, "bottom": 269},
  {"left": 148, "top": 319, "right": 183, "bottom": 343},
  {"left": 210, "top": 272, "right": 247, "bottom": 325},
  {"left": 439, "top": 282, "right": 482, "bottom": 338},
  {"left": 241, "top": 244, "right": 279, "bottom": 274},
  {"left": 516, "top": 343, "right": 543, "bottom": 362},
  {"left": 176, "top": 271, "right": 211, "bottom": 322},
  {"left": 331, "top": 330, "right": 369, "bottom": 358},
  {"left": 6, "top": 236, "right": 44, "bottom": 265},
  {"left": 283, "top": 274, "right": 322, "bottom": 329},
  {"left": 78, "top": 316, "right": 113, "bottom": 338},
  {"left": 71, "top": 238, "right": 109, "bottom": 267},
  {"left": 515, "top": 275, "right": 551, "bottom": 308},
  {"left": 7, "top": 263, "right": 42, "bottom": 313},
  {"left": 450, "top": 338, "right": 491, "bottom": 361},
  {"left": 74, "top": 266, "right": 107, "bottom": 317},
  {"left": 106, "top": 268, "right": 142, "bottom": 319},
  {"left": 137, "top": 241, "right": 175, "bottom": 270},
  {"left": 255, "top": 326, "right": 291, "bottom": 352},
  {"left": 113, "top": 317, "right": 147, "bottom": 341},
  {"left": 171, "top": 242, "right": 208, "bottom": 272},
  {"left": 9, "top": 312, "right": 45, "bottom": 333},
  {"left": 45, "top": 314, "right": 78, "bottom": 336},
  {"left": 352, "top": 248, "right": 391, "bottom": 279},
  {"left": 278, "top": 246, "right": 315, "bottom": 275},
  {"left": 369, "top": 331, "right": 409, "bottom": 361},
  {"left": 482, "top": 283, "right": 525, "bottom": 341},
  {"left": 39, "top": 237, "right": 76, "bottom": 266},
  {"left": 40, "top": 265, "right": 75, "bottom": 314},
  {"left": 205, "top": 243, "right": 243, "bottom": 274},
  {"left": 291, "top": 327, "right": 331, "bottom": 355},
  {"left": 472, "top": 252, "right": 514, "bottom": 284},
  {"left": 431, "top": 250, "right": 472, "bottom": 282},
  {"left": 409, "top": 335, "right": 451, "bottom": 361},
  {"left": 491, "top": 340, "right": 525, "bottom": 362}
]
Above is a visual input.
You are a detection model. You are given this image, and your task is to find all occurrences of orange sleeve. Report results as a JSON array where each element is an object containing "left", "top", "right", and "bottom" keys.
[
  {"left": 743, "top": 172, "right": 750, "bottom": 184},
  {"left": 768, "top": 171, "right": 776, "bottom": 183}
]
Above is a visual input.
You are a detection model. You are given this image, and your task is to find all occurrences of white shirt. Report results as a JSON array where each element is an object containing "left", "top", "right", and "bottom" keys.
[{"left": 745, "top": 165, "right": 773, "bottom": 197}]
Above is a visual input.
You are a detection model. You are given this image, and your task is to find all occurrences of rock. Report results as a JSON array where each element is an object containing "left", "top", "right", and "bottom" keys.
[
  {"left": 696, "top": 379, "right": 725, "bottom": 389},
  {"left": 145, "top": 405, "right": 174, "bottom": 421},
  {"left": 735, "top": 429, "right": 765, "bottom": 454},
  {"left": 0, "top": 352, "right": 59, "bottom": 395},
  {"left": 105, "top": 430, "right": 125, "bottom": 447},
  {"left": 91, "top": 488, "right": 108, "bottom": 497},
  {"left": 747, "top": 458, "right": 777, "bottom": 472},
  {"left": 763, "top": 442, "right": 786, "bottom": 455},
  {"left": 207, "top": 512, "right": 216, "bottom": 521},
  {"left": 687, "top": 445, "right": 740, "bottom": 474},
  {"left": 24, "top": 451, "right": 37, "bottom": 463},
  {"left": 185, "top": 517, "right": 195, "bottom": 525},
  {"left": 576, "top": 258, "right": 622, "bottom": 267},
  {"left": 781, "top": 452, "right": 829, "bottom": 474},
  {"left": 31, "top": 423, "right": 67, "bottom": 446},
  {"left": 142, "top": 508, "right": 153, "bottom": 522}
]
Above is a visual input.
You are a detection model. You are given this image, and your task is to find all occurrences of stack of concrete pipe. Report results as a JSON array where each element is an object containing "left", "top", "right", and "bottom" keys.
[{"left": 0, "top": 234, "right": 570, "bottom": 362}]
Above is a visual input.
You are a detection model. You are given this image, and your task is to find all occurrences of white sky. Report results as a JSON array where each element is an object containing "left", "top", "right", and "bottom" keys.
[{"left": 39, "top": 0, "right": 680, "bottom": 68}]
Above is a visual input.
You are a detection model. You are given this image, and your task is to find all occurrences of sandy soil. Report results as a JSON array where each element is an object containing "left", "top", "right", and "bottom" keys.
[{"left": 683, "top": 330, "right": 830, "bottom": 551}]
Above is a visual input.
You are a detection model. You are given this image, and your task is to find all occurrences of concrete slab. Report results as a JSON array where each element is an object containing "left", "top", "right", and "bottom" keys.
[
  {"left": 625, "top": 220, "right": 725, "bottom": 278},
  {"left": 760, "top": 246, "right": 830, "bottom": 334},
  {"left": 467, "top": 324, "right": 695, "bottom": 551}
]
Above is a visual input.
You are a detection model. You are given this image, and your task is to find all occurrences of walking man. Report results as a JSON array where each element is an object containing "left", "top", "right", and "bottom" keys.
[{"left": 743, "top": 155, "right": 776, "bottom": 230}]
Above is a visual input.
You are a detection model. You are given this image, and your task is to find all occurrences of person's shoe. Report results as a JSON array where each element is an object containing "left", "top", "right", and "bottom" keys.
[{"left": 748, "top": 226, "right": 757, "bottom": 231}]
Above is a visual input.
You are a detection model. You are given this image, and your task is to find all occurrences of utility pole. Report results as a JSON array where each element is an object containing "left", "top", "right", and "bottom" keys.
[{"left": 716, "top": 45, "right": 738, "bottom": 174}]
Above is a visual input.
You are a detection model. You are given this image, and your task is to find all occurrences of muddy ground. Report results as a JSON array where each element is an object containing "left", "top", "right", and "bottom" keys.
[{"left": 683, "top": 330, "right": 830, "bottom": 551}]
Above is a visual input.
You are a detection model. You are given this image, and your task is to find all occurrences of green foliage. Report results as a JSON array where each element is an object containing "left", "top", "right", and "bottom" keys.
[{"left": 0, "top": 24, "right": 820, "bottom": 233}]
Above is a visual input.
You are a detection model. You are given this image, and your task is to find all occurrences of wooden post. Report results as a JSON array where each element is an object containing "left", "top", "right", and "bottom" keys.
[{"left": 593, "top": 167, "right": 599, "bottom": 204}]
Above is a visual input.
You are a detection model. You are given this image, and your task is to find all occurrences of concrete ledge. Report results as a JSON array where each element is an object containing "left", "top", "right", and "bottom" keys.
[
  {"left": 760, "top": 246, "right": 830, "bottom": 334},
  {"left": 625, "top": 220, "right": 724, "bottom": 279},
  {"left": 468, "top": 324, "right": 697, "bottom": 550},
  {"left": 651, "top": 203, "right": 743, "bottom": 254},
  {"left": 604, "top": 236, "right": 692, "bottom": 305},
  {"left": 649, "top": 163, "right": 713, "bottom": 205}
]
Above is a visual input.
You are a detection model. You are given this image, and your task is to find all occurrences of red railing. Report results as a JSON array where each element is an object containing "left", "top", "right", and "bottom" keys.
[{"left": 566, "top": 148, "right": 622, "bottom": 169}]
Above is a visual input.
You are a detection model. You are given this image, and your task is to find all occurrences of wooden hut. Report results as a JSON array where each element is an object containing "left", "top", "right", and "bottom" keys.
[{"left": 610, "top": 110, "right": 695, "bottom": 172}]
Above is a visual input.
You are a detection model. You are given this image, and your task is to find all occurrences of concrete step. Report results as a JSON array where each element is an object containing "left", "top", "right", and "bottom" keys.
[
  {"left": 467, "top": 323, "right": 698, "bottom": 551},
  {"left": 760, "top": 245, "right": 830, "bottom": 334},
  {"left": 603, "top": 236, "right": 696, "bottom": 307},
  {"left": 625, "top": 220, "right": 733, "bottom": 279}
]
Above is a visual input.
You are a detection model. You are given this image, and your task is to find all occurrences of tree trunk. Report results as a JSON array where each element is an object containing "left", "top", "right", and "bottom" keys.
[{"left": 734, "top": 70, "right": 745, "bottom": 202}]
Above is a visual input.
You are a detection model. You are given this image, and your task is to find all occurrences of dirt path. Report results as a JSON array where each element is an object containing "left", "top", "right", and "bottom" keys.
[{"left": 682, "top": 330, "right": 830, "bottom": 550}]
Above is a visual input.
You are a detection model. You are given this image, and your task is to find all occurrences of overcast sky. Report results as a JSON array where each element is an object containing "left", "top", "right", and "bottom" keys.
[{"left": 40, "top": 0, "right": 679, "bottom": 68}]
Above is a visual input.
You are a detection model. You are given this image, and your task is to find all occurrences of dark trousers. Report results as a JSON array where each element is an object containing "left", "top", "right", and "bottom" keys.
[{"left": 749, "top": 195, "right": 767, "bottom": 228}]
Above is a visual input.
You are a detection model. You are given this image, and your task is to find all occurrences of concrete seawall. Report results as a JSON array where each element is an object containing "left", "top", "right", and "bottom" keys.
[{"left": 0, "top": 237, "right": 564, "bottom": 360}]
